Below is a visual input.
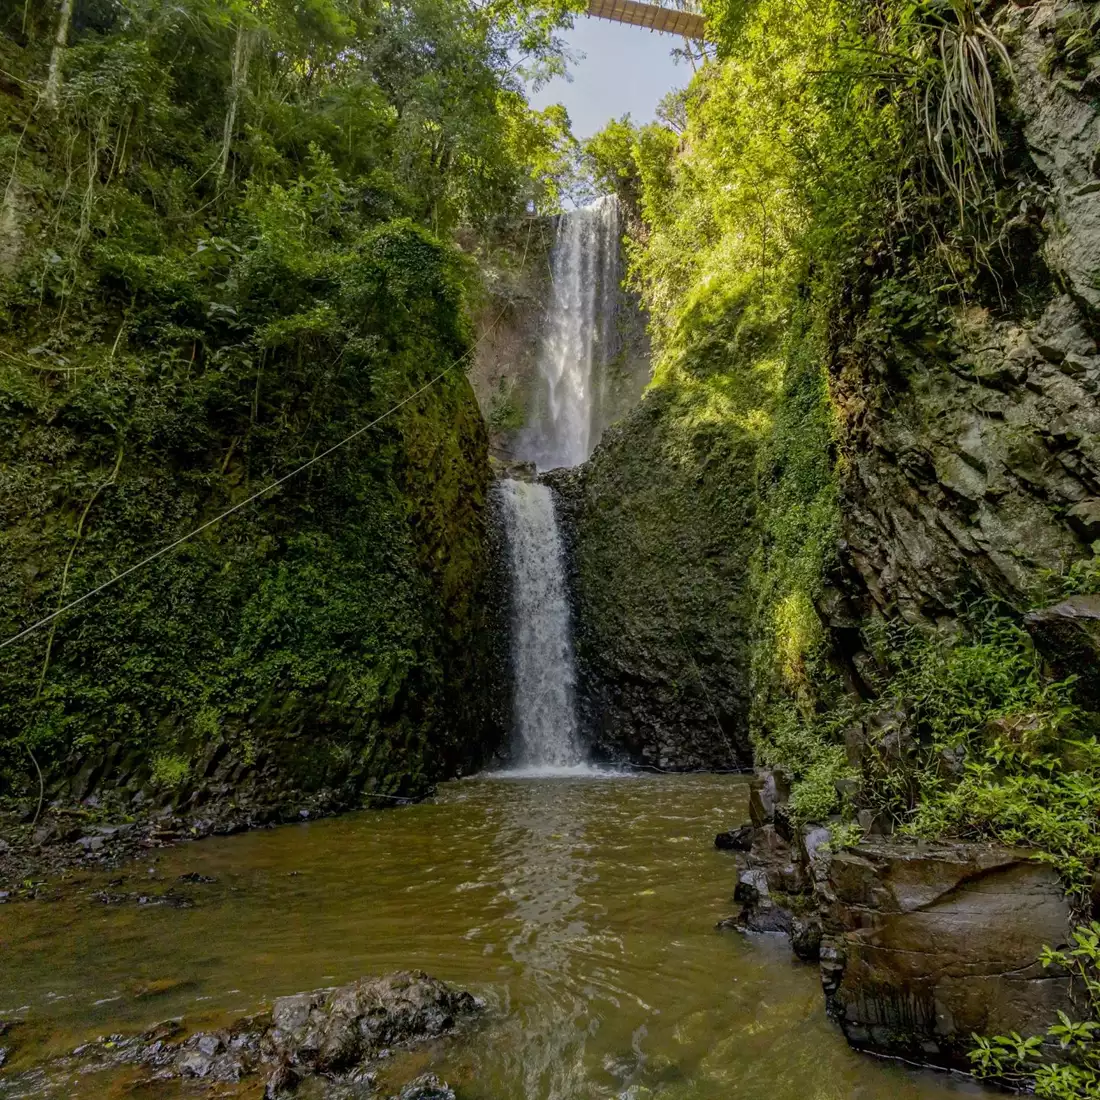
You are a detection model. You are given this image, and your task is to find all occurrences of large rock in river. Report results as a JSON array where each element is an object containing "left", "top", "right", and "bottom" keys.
[
  {"left": 18, "top": 971, "right": 479, "bottom": 1098},
  {"left": 264, "top": 971, "right": 481, "bottom": 1093},
  {"left": 819, "top": 842, "right": 1074, "bottom": 1070}
]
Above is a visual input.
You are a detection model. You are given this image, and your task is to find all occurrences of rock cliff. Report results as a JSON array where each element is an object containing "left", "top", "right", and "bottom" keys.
[
  {"left": 546, "top": 388, "right": 756, "bottom": 771},
  {"left": 821, "top": 0, "right": 1100, "bottom": 679}
]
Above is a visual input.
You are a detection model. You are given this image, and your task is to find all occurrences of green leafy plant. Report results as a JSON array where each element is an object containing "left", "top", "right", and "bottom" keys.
[
  {"left": 916, "top": 0, "right": 1013, "bottom": 219},
  {"left": 971, "top": 923, "right": 1100, "bottom": 1098},
  {"left": 150, "top": 754, "right": 191, "bottom": 790}
]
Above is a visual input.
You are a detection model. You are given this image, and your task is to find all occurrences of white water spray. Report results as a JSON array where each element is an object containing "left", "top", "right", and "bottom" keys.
[
  {"left": 497, "top": 479, "right": 583, "bottom": 769},
  {"left": 523, "top": 195, "right": 622, "bottom": 472}
]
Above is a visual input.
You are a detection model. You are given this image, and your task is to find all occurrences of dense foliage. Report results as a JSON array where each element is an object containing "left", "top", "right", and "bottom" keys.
[
  {"left": 586, "top": 0, "right": 1100, "bottom": 909},
  {"left": 0, "top": 0, "right": 579, "bottom": 809}
]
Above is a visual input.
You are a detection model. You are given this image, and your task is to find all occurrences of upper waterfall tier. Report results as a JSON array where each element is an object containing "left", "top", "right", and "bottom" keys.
[{"left": 522, "top": 195, "right": 623, "bottom": 472}]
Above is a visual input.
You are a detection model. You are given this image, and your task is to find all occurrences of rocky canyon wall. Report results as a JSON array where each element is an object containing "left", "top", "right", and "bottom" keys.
[{"left": 821, "top": 1, "right": 1100, "bottom": 687}]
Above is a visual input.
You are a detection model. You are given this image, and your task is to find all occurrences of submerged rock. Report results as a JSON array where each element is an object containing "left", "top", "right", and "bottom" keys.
[{"left": 390, "top": 1074, "right": 456, "bottom": 1100}]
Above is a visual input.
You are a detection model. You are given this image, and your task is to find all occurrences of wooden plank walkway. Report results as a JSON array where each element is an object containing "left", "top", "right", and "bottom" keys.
[{"left": 586, "top": 0, "right": 706, "bottom": 40}]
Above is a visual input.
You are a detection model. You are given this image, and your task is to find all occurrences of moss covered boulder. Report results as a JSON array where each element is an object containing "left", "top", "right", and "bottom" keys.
[{"left": 547, "top": 379, "right": 759, "bottom": 771}]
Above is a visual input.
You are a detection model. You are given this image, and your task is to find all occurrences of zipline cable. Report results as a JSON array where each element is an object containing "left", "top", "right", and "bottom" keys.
[{"left": 0, "top": 308, "right": 509, "bottom": 654}]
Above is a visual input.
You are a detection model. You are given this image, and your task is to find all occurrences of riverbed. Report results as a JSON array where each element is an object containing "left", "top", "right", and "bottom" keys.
[{"left": 0, "top": 774, "right": 990, "bottom": 1098}]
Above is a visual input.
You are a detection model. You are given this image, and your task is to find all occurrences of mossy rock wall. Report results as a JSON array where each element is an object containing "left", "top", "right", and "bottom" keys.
[
  {"left": 548, "top": 382, "right": 758, "bottom": 771},
  {"left": 0, "top": 332, "right": 502, "bottom": 816},
  {"left": 0, "top": 9, "right": 510, "bottom": 815}
]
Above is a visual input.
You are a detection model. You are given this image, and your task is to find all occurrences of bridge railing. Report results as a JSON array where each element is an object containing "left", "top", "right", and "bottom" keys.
[{"left": 586, "top": 0, "right": 706, "bottom": 40}]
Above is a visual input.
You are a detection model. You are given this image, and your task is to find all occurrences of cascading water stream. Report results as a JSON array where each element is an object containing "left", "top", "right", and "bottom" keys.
[
  {"left": 497, "top": 479, "right": 583, "bottom": 771},
  {"left": 523, "top": 195, "right": 622, "bottom": 472},
  {"left": 498, "top": 196, "right": 623, "bottom": 771}
]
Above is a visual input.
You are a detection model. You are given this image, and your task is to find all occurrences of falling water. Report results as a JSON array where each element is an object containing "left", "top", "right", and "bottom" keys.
[
  {"left": 496, "top": 198, "right": 625, "bottom": 769},
  {"left": 523, "top": 195, "right": 622, "bottom": 472},
  {"left": 497, "top": 478, "right": 583, "bottom": 770}
]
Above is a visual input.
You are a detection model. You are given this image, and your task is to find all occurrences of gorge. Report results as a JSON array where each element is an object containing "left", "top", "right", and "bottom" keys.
[{"left": 3, "top": 0, "right": 1100, "bottom": 1097}]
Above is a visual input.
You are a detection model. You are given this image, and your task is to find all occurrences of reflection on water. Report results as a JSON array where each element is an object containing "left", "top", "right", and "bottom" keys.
[{"left": 0, "top": 775, "right": 989, "bottom": 1098}]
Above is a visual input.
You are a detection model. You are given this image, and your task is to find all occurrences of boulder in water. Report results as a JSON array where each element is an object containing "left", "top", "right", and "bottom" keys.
[
  {"left": 714, "top": 825, "right": 754, "bottom": 851},
  {"left": 20, "top": 973, "right": 476, "bottom": 1098},
  {"left": 263, "top": 971, "right": 480, "bottom": 1094}
]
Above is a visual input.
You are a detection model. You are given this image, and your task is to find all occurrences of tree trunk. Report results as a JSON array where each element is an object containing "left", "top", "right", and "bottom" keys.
[
  {"left": 218, "top": 24, "right": 253, "bottom": 183},
  {"left": 44, "top": 0, "right": 73, "bottom": 111}
]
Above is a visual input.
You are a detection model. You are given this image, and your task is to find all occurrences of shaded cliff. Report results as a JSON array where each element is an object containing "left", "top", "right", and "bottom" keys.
[
  {"left": 0, "top": 0, "right": 532, "bottom": 821},
  {"left": 577, "top": 0, "right": 1100, "bottom": 878},
  {"left": 546, "top": 347, "right": 762, "bottom": 771}
]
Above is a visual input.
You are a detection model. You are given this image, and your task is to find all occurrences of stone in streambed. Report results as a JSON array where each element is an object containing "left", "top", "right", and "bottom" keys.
[
  {"left": 36, "top": 972, "right": 477, "bottom": 1098},
  {"left": 263, "top": 971, "right": 481, "bottom": 1095}
]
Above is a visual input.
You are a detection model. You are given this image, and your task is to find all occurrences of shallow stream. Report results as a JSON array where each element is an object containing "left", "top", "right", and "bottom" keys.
[{"left": 0, "top": 774, "right": 990, "bottom": 1098}]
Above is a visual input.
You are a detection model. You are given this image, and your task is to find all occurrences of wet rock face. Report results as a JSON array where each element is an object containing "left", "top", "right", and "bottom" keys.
[
  {"left": 820, "top": 843, "right": 1074, "bottom": 1070},
  {"left": 1025, "top": 595, "right": 1100, "bottom": 707},
  {"left": 544, "top": 395, "right": 755, "bottom": 771},
  {"left": 821, "top": 0, "right": 1100, "bottom": 674},
  {"left": 721, "top": 774, "right": 824, "bottom": 962},
  {"left": 264, "top": 972, "right": 481, "bottom": 1091}
]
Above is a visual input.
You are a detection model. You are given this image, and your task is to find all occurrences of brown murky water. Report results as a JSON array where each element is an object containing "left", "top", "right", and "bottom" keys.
[{"left": 0, "top": 774, "right": 991, "bottom": 1098}]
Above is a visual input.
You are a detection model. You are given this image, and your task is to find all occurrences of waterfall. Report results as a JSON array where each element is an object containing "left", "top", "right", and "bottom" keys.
[
  {"left": 497, "top": 479, "right": 583, "bottom": 769},
  {"left": 523, "top": 195, "right": 622, "bottom": 472},
  {"left": 494, "top": 197, "right": 626, "bottom": 772}
]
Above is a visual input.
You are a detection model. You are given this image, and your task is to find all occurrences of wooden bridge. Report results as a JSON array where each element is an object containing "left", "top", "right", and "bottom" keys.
[{"left": 586, "top": 0, "right": 705, "bottom": 40}]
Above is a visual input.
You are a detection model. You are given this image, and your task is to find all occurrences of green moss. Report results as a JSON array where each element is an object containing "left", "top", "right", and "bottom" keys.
[
  {"left": 151, "top": 754, "right": 191, "bottom": 790},
  {"left": 488, "top": 378, "right": 527, "bottom": 433},
  {"left": 0, "top": 4, "right": 526, "bottom": 808}
]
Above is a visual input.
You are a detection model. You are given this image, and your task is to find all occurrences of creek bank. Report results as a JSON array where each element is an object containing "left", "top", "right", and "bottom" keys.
[
  {"left": 0, "top": 788, "right": 425, "bottom": 895},
  {"left": 1, "top": 972, "right": 478, "bottom": 1099},
  {"left": 721, "top": 770, "right": 1076, "bottom": 1074}
]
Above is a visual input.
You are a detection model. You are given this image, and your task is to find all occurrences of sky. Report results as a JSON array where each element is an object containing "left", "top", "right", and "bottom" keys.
[{"left": 527, "top": 17, "right": 691, "bottom": 139}]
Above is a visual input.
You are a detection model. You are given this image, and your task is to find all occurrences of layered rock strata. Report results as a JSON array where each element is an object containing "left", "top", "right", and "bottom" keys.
[{"left": 723, "top": 771, "right": 1076, "bottom": 1072}]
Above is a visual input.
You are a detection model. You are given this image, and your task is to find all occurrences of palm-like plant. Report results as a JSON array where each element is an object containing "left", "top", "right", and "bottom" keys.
[{"left": 918, "top": 0, "right": 1013, "bottom": 219}]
